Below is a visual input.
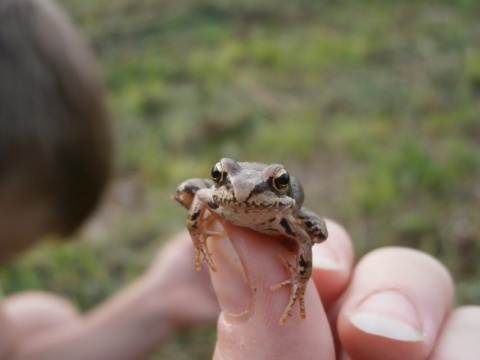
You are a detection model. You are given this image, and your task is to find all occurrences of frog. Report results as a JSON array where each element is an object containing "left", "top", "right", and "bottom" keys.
[{"left": 172, "top": 158, "right": 328, "bottom": 325}]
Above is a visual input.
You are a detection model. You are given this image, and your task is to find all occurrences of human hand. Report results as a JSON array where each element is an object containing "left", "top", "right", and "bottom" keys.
[
  {"left": 208, "top": 220, "right": 480, "bottom": 360},
  {"left": 144, "top": 232, "right": 220, "bottom": 328}
]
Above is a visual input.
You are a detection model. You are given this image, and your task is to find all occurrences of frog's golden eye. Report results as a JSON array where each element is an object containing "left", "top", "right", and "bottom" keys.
[
  {"left": 211, "top": 162, "right": 224, "bottom": 183},
  {"left": 273, "top": 169, "right": 290, "bottom": 191}
]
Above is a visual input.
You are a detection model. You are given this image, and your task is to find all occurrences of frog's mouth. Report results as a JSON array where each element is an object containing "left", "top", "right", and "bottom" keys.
[{"left": 212, "top": 194, "right": 292, "bottom": 209}]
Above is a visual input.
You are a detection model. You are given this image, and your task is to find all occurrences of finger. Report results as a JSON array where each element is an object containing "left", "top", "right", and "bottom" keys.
[
  {"left": 210, "top": 223, "right": 335, "bottom": 360},
  {"left": 429, "top": 306, "right": 480, "bottom": 360},
  {"left": 337, "top": 247, "right": 454, "bottom": 360},
  {"left": 148, "top": 231, "right": 219, "bottom": 326},
  {"left": 3, "top": 292, "right": 79, "bottom": 337},
  {"left": 311, "top": 219, "right": 354, "bottom": 309}
]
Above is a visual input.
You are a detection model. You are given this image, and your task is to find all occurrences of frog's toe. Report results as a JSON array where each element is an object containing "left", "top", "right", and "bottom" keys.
[
  {"left": 274, "top": 283, "right": 305, "bottom": 325},
  {"left": 200, "top": 231, "right": 227, "bottom": 272},
  {"left": 191, "top": 233, "right": 218, "bottom": 272},
  {"left": 194, "top": 248, "right": 202, "bottom": 270},
  {"left": 200, "top": 242, "right": 218, "bottom": 272},
  {"left": 270, "top": 255, "right": 306, "bottom": 325}
]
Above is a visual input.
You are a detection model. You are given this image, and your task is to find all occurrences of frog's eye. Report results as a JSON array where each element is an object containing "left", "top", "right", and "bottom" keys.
[
  {"left": 211, "top": 162, "right": 224, "bottom": 183},
  {"left": 273, "top": 169, "right": 290, "bottom": 191}
]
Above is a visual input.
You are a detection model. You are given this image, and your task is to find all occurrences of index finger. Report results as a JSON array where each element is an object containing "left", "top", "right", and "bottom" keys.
[{"left": 209, "top": 223, "right": 335, "bottom": 360}]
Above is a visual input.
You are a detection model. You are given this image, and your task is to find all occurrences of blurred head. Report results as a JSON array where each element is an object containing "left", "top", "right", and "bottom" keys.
[{"left": 0, "top": 0, "right": 113, "bottom": 262}]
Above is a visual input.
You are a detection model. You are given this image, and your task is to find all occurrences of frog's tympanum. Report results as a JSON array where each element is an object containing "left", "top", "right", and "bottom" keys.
[{"left": 173, "top": 158, "right": 328, "bottom": 325}]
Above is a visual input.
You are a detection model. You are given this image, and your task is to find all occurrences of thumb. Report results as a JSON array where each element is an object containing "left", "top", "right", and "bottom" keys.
[{"left": 207, "top": 223, "right": 334, "bottom": 360}]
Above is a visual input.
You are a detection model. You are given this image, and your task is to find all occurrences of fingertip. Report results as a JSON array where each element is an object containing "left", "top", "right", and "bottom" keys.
[
  {"left": 211, "top": 224, "right": 335, "bottom": 359},
  {"left": 337, "top": 247, "right": 455, "bottom": 360},
  {"left": 337, "top": 317, "right": 427, "bottom": 360},
  {"left": 311, "top": 219, "right": 354, "bottom": 309},
  {"left": 312, "top": 219, "right": 354, "bottom": 273}
]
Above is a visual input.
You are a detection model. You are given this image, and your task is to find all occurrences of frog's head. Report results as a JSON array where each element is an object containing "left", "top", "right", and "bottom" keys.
[{"left": 210, "top": 158, "right": 295, "bottom": 208}]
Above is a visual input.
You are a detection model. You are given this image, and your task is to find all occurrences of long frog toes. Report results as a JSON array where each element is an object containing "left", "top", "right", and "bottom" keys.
[
  {"left": 270, "top": 254, "right": 307, "bottom": 325},
  {"left": 187, "top": 201, "right": 223, "bottom": 273}
]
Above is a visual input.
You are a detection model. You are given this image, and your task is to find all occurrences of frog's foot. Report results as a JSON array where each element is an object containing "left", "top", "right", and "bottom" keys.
[
  {"left": 193, "top": 236, "right": 213, "bottom": 271},
  {"left": 193, "top": 233, "right": 217, "bottom": 272},
  {"left": 270, "top": 254, "right": 306, "bottom": 325},
  {"left": 193, "top": 217, "right": 227, "bottom": 272}
]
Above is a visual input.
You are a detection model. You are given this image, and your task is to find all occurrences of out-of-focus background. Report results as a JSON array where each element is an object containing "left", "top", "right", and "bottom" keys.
[{"left": 1, "top": 0, "right": 479, "bottom": 358}]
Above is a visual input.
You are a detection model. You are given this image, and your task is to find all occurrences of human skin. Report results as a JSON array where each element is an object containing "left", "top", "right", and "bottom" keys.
[
  {"left": 0, "top": 233, "right": 220, "bottom": 360},
  {"left": 209, "top": 220, "right": 480, "bottom": 360},
  {"left": 2, "top": 219, "right": 479, "bottom": 359}
]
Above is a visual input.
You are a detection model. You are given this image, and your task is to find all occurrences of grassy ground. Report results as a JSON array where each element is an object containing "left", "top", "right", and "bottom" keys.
[{"left": 1, "top": 0, "right": 480, "bottom": 358}]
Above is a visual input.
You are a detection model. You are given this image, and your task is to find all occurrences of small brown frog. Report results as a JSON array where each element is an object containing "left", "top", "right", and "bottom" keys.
[{"left": 173, "top": 158, "right": 328, "bottom": 325}]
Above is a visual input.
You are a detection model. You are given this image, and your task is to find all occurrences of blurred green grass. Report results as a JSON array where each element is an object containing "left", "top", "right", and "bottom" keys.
[{"left": 1, "top": 0, "right": 480, "bottom": 358}]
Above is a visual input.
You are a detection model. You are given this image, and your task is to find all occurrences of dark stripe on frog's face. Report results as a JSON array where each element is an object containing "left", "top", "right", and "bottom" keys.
[{"left": 244, "top": 180, "right": 270, "bottom": 203}]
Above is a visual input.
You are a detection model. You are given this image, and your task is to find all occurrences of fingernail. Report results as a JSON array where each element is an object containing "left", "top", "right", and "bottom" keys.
[
  {"left": 208, "top": 222, "right": 252, "bottom": 324},
  {"left": 312, "top": 245, "right": 341, "bottom": 270},
  {"left": 349, "top": 290, "right": 425, "bottom": 342}
]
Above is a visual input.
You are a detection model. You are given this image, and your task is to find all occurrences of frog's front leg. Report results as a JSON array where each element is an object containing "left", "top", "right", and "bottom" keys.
[
  {"left": 172, "top": 178, "right": 214, "bottom": 209},
  {"left": 298, "top": 207, "right": 328, "bottom": 243},
  {"left": 186, "top": 188, "right": 225, "bottom": 272},
  {"left": 270, "top": 216, "right": 313, "bottom": 325}
]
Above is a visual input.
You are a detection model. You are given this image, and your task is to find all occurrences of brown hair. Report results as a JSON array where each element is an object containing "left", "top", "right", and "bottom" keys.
[{"left": 0, "top": 0, "right": 113, "bottom": 236}]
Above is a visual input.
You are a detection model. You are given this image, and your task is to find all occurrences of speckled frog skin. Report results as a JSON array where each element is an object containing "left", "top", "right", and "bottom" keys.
[{"left": 173, "top": 158, "right": 328, "bottom": 325}]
